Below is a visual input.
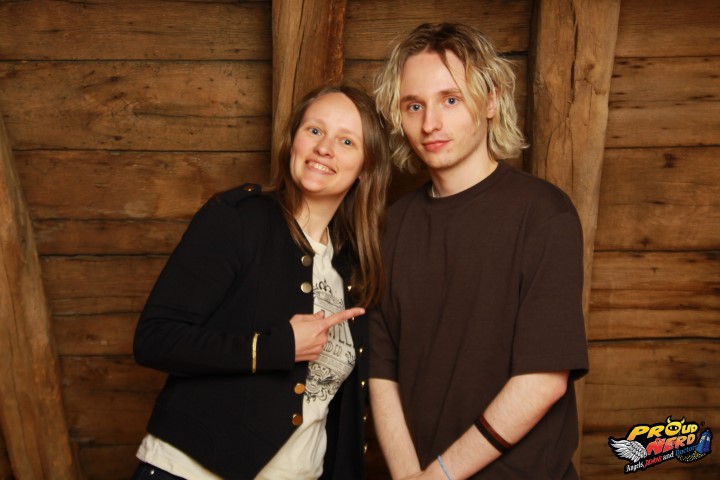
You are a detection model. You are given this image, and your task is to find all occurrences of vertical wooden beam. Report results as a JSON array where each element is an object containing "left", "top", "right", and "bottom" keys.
[
  {"left": 526, "top": 0, "right": 621, "bottom": 472},
  {"left": 0, "top": 115, "right": 77, "bottom": 478},
  {"left": 271, "top": 0, "right": 348, "bottom": 179}
]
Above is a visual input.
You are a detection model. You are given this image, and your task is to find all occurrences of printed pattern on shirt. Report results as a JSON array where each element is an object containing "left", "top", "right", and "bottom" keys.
[{"left": 306, "top": 277, "right": 354, "bottom": 403}]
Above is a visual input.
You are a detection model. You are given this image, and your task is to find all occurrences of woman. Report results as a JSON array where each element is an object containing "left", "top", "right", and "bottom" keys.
[{"left": 132, "top": 84, "right": 391, "bottom": 479}]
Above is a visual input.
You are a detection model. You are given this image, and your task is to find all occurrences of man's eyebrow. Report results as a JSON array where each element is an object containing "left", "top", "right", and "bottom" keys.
[
  {"left": 399, "top": 94, "right": 420, "bottom": 103},
  {"left": 400, "top": 88, "right": 463, "bottom": 103}
]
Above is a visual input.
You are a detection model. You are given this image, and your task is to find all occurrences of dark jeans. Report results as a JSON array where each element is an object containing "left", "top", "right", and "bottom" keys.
[{"left": 131, "top": 462, "right": 187, "bottom": 480}]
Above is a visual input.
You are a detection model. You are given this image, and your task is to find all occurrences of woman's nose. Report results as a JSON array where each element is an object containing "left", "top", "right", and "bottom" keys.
[{"left": 315, "top": 137, "right": 334, "bottom": 157}]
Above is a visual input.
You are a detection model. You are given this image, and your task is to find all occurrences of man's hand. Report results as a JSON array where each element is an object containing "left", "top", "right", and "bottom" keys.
[{"left": 291, "top": 308, "right": 365, "bottom": 362}]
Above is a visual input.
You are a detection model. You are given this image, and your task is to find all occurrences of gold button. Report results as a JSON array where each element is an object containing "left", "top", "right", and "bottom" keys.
[
  {"left": 361, "top": 380, "right": 366, "bottom": 388},
  {"left": 292, "top": 414, "right": 303, "bottom": 426},
  {"left": 301, "top": 255, "right": 312, "bottom": 267},
  {"left": 242, "top": 184, "right": 255, "bottom": 192},
  {"left": 363, "top": 414, "right": 368, "bottom": 422},
  {"left": 294, "top": 383, "right": 305, "bottom": 395},
  {"left": 300, "top": 282, "right": 312, "bottom": 294},
  {"left": 358, "top": 346, "right": 364, "bottom": 356},
  {"left": 363, "top": 443, "right": 368, "bottom": 454},
  {"left": 347, "top": 284, "right": 353, "bottom": 291}
]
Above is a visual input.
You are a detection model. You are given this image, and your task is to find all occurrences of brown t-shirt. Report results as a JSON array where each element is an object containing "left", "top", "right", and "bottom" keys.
[{"left": 370, "top": 161, "right": 589, "bottom": 479}]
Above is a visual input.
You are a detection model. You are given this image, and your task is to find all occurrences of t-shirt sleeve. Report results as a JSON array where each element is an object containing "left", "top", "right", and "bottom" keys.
[
  {"left": 368, "top": 291, "right": 400, "bottom": 381},
  {"left": 512, "top": 210, "right": 589, "bottom": 379}
]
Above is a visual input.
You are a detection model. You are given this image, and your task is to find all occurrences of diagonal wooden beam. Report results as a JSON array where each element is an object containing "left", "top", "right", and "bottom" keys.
[
  {"left": 271, "top": 0, "right": 348, "bottom": 179},
  {"left": 526, "top": 0, "right": 621, "bottom": 471},
  {"left": 0, "top": 114, "right": 77, "bottom": 478}
]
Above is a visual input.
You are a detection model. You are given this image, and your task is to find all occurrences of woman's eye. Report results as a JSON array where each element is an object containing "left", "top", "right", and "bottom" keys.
[
  {"left": 310, "top": 127, "right": 321, "bottom": 135},
  {"left": 342, "top": 139, "right": 353, "bottom": 146}
]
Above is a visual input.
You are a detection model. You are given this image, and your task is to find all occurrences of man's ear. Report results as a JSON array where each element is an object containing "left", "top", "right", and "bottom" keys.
[{"left": 486, "top": 89, "right": 498, "bottom": 119}]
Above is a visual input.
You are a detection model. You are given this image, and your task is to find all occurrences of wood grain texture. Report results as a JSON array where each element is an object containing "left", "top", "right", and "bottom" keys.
[
  {"left": 0, "top": 114, "right": 77, "bottom": 477},
  {"left": 0, "top": 61, "right": 272, "bottom": 151},
  {"left": 15, "top": 150, "right": 270, "bottom": 221},
  {"left": 0, "top": 0, "right": 272, "bottom": 61},
  {"left": 611, "top": 57, "right": 720, "bottom": 103},
  {"left": 596, "top": 147, "right": 720, "bottom": 250},
  {"left": 615, "top": 0, "right": 720, "bottom": 58},
  {"left": 41, "top": 256, "right": 167, "bottom": 315},
  {"left": 344, "top": 0, "right": 532, "bottom": 59}
]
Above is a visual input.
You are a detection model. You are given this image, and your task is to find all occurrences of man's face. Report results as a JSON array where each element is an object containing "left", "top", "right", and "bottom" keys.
[{"left": 398, "top": 50, "right": 495, "bottom": 174}]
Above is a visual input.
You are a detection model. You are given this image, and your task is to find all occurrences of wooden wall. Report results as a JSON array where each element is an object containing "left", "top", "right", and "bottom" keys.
[
  {"left": 583, "top": 1, "right": 720, "bottom": 479},
  {"left": 0, "top": 0, "right": 718, "bottom": 479}
]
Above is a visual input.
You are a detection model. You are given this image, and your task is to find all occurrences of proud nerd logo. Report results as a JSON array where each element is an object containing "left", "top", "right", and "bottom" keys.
[{"left": 608, "top": 416, "right": 712, "bottom": 474}]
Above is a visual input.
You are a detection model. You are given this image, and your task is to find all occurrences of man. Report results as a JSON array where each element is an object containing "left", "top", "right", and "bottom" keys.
[{"left": 369, "top": 23, "right": 589, "bottom": 479}]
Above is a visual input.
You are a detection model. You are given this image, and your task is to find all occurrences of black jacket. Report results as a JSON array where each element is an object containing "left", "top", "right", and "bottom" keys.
[{"left": 134, "top": 185, "right": 368, "bottom": 479}]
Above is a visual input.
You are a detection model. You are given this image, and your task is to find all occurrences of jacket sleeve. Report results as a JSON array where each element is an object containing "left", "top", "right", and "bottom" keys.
[{"left": 133, "top": 195, "right": 295, "bottom": 376}]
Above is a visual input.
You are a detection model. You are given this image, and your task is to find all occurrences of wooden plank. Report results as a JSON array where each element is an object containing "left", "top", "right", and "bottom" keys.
[
  {"left": 0, "top": 0, "right": 271, "bottom": 61},
  {"left": 63, "top": 389, "right": 159, "bottom": 445},
  {"left": 611, "top": 57, "right": 720, "bottom": 103},
  {"left": 584, "top": 341, "right": 719, "bottom": 429},
  {"left": 0, "top": 113, "right": 76, "bottom": 476},
  {"left": 527, "top": 0, "right": 620, "bottom": 470},
  {"left": 597, "top": 204, "right": 720, "bottom": 251},
  {"left": 591, "top": 252, "right": 720, "bottom": 293},
  {"left": 344, "top": 0, "right": 532, "bottom": 59},
  {"left": 591, "top": 289, "right": 720, "bottom": 311},
  {"left": 596, "top": 147, "right": 720, "bottom": 250},
  {"left": 55, "top": 314, "right": 138, "bottom": 356},
  {"left": 61, "top": 357, "right": 164, "bottom": 393},
  {"left": 15, "top": 150, "right": 269, "bottom": 220},
  {"left": 589, "top": 308, "right": 720, "bottom": 341},
  {"left": 582, "top": 432, "right": 720, "bottom": 479},
  {"left": 606, "top": 101, "right": 720, "bottom": 148},
  {"left": 41, "top": 256, "right": 166, "bottom": 315},
  {"left": 0, "top": 61, "right": 271, "bottom": 151},
  {"left": 599, "top": 148, "right": 720, "bottom": 206},
  {"left": 271, "top": 0, "right": 347, "bottom": 178},
  {"left": 77, "top": 445, "right": 139, "bottom": 480},
  {"left": 34, "top": 219, "right": 188, "bottom": 256},
  {"left": 615, "top": 0, "right": 720, "bottom": 58}
]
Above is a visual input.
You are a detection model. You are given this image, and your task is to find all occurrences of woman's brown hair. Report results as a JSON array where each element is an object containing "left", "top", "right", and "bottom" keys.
[{"left": 269, "top": 84, "right": 391, "bottom": 307}]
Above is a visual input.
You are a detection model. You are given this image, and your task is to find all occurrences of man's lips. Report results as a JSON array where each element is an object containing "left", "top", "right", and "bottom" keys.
[{"left": 422, "top": 139, "right": 449, "bottom": 152}]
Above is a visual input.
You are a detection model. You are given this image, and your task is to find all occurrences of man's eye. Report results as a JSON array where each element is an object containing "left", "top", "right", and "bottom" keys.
[
  {"left": 447, "top": 97, "right": 458, "bottom": 105},
  {"left": 408, "top": 104, "right": 422, "bottom": 112}
]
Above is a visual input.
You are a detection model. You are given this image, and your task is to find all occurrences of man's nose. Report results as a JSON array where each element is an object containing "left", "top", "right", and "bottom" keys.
[{"left": 422, "top": 106, "right": 442, "bottom": 133}]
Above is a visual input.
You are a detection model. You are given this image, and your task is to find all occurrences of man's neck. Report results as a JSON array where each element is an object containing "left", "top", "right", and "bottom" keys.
[{"left": 429, "top": 157, "right": 498, "bottom": 198}]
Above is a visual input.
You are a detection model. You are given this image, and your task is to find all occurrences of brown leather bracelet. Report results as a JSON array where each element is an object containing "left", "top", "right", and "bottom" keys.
[{"left": 474, "top": 415, "right": 512, "bottom": 453}]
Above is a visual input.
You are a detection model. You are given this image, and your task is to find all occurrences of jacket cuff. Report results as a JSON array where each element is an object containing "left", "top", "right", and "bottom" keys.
[{"left": 255, "top": 321, "right": 296, "bottom": 371}]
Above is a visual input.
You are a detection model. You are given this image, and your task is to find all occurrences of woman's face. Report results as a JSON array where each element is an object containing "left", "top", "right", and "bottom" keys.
[{"left": 290, "top": 92, "right": 365, "bottom": 205}]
